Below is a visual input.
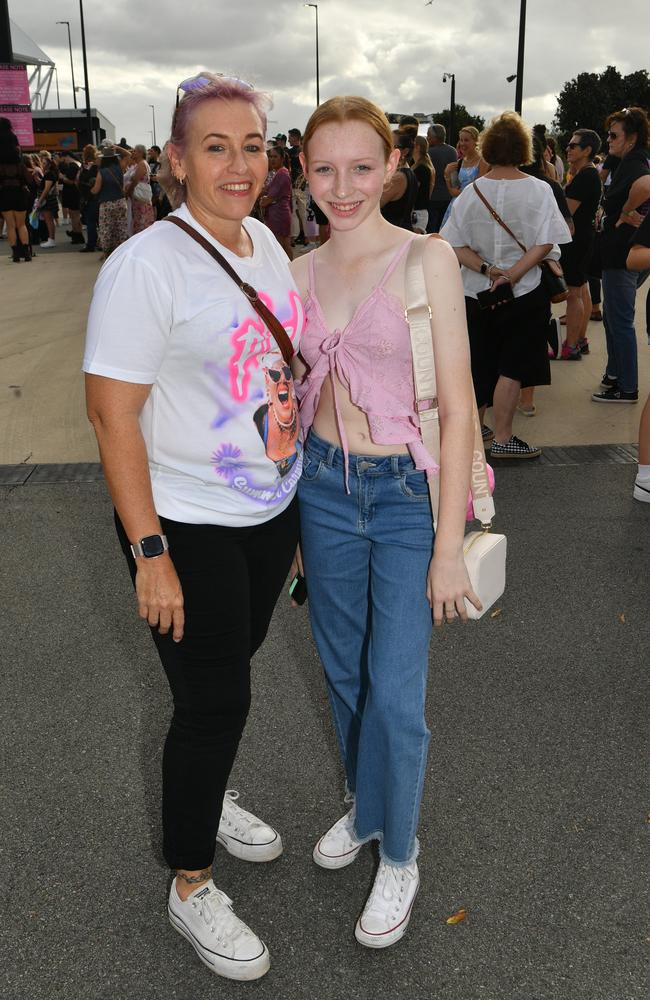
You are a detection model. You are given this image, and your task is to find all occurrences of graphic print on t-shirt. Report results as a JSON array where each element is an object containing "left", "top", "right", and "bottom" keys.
[{"left": 209, "top": 289, "right": 303, "bottom": 503}]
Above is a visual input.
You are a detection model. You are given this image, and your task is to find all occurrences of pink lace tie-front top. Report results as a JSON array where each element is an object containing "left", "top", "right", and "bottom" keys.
[{"left": 295, "top": 237, "right": 438, "bottom": 491}]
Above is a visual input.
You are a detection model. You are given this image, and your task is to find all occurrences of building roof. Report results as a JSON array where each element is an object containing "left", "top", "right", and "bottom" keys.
[{"left": 10, "top": 20, "right": 54, "bottom": 66}]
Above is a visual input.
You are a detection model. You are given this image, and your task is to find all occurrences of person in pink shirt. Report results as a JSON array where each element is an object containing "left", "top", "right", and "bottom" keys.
[
  {"left": 261, "top": 145, "right": 293, "bottom": 259},
  {"left": 291, "top": 96, "right": 480, "bottom": 949}
]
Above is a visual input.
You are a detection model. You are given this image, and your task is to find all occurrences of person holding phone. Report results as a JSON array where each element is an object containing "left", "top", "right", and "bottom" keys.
[
  {"left": 291, "top": 95, "right": 480, "bottom": 949},
  {"left": 441, "top": 112, "right": 571, "bottom": 460}
]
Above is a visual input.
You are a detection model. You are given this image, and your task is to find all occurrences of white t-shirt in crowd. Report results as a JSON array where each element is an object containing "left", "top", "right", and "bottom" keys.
[
  {"left": 440, "top": 175, "right": 572, "bottom": 299},
  {"left": 83, "top": 203, "right": 304, "bottom": 526}
]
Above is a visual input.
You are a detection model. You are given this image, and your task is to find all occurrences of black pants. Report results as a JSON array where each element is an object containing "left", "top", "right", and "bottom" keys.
[
  {"left": 115, "top": 498, "right": 299, "bottom": 870},
  {"left": 427, "top": 201, "right": 451, "bottom": 234}
]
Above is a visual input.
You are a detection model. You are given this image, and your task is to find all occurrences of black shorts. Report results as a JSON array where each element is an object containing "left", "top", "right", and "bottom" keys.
[
  {"left": 61, "top": 188, "right": 81, "bottom": 210},
  {"left": 561, "top": 233, "right": 594, "bottom": 287},
  {"left": 0, "top": 186, "right": 29, "bottom": 212},
  {"left": 465, "top": 283, "right": 551, "bottom": 408}
]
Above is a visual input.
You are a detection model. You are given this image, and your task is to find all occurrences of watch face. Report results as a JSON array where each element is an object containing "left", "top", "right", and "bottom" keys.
[{"left": 141, "top": 534, "right": 165, "bottom": 558}]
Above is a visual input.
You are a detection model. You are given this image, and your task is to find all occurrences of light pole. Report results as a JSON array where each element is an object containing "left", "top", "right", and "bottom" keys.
[
  {"left": 514, "top": 0, "right": 526, "bottom": 115},
  {"left": 56, "top": 21, "right": 77, "bottom": 108},
  {"left": 78, "top": 0, "right": 93, "bottom": 144},
  {"left": 149, "top": 104, "right": 157, "bottom": 145},
  {"left": 54, "top": 66, "right": 61, "bottom": 109},
  {"left": 442, "top": 72, "right": 456, "bottom": 146},
  {"left": 304, "top": 3, "right": 320, "bottom": 107}
]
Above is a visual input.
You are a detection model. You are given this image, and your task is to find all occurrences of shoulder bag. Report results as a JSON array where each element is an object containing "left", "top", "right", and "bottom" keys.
[
  {"left": 404, "top": 235, "right": 507, "bottom": 620},
  {"left": 164, "top": 215, "right": 295, "bottom": 364},
  {"left": 472, "top": 181, "right": 569, "bottom": 303}
]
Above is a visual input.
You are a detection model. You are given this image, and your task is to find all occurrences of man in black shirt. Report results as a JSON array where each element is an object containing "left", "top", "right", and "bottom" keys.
[
  {"left": 559, "top": 129, "right": 603, "bottom": 358},
  {"left": 426, "top": 123, "right": 457, "bottom": 232}
]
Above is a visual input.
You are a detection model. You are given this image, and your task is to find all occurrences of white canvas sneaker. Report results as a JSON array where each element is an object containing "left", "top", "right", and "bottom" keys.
[
  {"left": 168, "top": 878, "right": 270, "bottom": 980},
  {"left": 313, "top": 807, "right": 363, "bottom": 869},
  {"left": 633, "top": 475, "right": 650, "bottom": 503},
  {"left": 354, "top": 860, "right": 419, "bottom": 948},
  {"left": 216, "top": 790, "right": 282, "bottom": 862},
  {"left": 40, "top": 239, "right": 56, "bottom": 248}
]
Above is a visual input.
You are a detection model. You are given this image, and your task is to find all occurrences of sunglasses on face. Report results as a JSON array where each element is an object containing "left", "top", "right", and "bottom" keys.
[
  {"left": 267, "top": 366, "right": 292, "bottom": 383},
  {"left": 607, "top": 131, "right": 621, "bottom": 140},
  {"left": 175, "top": 72, "right": 254, "bottom": 108},
  {"left": 566, "top": 141, "right": 583, "bottom": 150}
]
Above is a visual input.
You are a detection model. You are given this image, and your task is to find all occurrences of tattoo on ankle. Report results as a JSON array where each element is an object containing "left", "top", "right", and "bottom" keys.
[{"left": 176, "top": 869, "right": 212, "bottom": 885}]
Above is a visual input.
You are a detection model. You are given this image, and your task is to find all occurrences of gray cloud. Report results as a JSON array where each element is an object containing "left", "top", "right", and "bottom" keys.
[{"left": 9, "top": 0, "right": 650, "bottom": 145}]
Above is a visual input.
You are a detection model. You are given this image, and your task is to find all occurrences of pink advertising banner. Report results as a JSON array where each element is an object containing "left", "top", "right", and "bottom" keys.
[{"left": 0, "top": 63, "right": 34, "bottom": 147}]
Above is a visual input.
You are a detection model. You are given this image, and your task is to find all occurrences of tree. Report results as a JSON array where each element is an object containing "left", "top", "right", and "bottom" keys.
[
  {"left": 428, "top": 104, "right": 485, "bottom": 135},
  {"left": 553, "top": 66, "right": 650, "bottom": 142}
]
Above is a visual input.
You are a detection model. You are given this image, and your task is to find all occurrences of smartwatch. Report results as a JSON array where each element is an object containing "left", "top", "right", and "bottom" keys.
[
  {"left": 130, "top": 534, "right": 169, "bottom": 559},
  {"left": 480, "top": 261, "right": 491, "bottom": 276}
]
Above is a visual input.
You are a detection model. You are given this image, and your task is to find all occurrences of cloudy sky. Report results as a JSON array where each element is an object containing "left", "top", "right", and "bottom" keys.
[{"left": 9, "top": 0, "right": 650, "bottom": 145}]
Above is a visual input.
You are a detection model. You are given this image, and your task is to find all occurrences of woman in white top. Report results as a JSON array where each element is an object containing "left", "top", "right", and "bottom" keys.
[
  {"left": 125, "top": 143, "right": 155, "bottom": 233},
  {"left": 441, "top": 112, "right": 571, "bottom": 460},
  {"left": 84, "top": 74, "right": 303, "bottom": 982}
]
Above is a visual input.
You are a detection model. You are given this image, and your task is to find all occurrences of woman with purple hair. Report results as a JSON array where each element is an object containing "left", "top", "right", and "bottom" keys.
[{"left": 83, "top": 73, "right": 304, "bottom": 981}]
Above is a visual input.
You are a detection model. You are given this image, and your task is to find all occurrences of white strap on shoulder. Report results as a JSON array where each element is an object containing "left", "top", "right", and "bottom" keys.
[{"left": 404, "top": 234, "right": 495, "bottom": 530}]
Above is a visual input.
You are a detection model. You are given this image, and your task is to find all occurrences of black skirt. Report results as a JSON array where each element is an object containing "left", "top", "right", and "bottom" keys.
[
  {"left": 465, "top": 282, "right": 551, "bottom": 408},
  {"left": 0, "top": 184, "right": 30, "bottom": 212}
]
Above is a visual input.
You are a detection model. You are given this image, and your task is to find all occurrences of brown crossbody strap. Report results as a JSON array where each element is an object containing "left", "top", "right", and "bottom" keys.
[
  {"left": 164, "top": 215, "right": 295, "bottom": 365},
  {"left": 471, "top": 181, "right": 527, "bottom": 253}
]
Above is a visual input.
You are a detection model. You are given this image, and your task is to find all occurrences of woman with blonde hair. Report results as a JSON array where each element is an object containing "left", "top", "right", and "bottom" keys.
[
  {"left": 441, "top": 125, "right": 487, "bottom": 226},
  {"left": 292, "top": 95, "right": 480, "bottom": 948},
  {"left": 411, "top": 134, "right": 435, "bottom": 233},
  {"left": 125, "top": 143, "right": 155, "bottom": 234}
]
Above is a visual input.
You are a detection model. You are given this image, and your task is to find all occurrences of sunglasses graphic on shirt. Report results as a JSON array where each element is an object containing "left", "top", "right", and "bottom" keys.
[{"left": 266, "top": 366, "right": 292, "bottom": 383}]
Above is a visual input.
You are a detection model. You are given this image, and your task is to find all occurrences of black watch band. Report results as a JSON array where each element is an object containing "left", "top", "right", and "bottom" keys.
[
  {"left": 130, "top": 534, "right": 169, "bottom": 559},
  {"left": 480, "top": 261, "right": 491, "bottom": 276}
]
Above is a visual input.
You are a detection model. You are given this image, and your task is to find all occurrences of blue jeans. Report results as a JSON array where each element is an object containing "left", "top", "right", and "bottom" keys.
[
  {"left": 602, "top": 267, "right": 650, "bottom": 391},
  {"left": 298, "top": 431, "right": 434, "bottom": 866}
]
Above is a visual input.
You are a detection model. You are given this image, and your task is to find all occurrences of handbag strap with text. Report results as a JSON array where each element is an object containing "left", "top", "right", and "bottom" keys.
[
  {"left": 404, "top": 234, "right": 495, "bottom": 531},
  {"left": 164, "top": 215, "right": 295, "bottom": 365}
]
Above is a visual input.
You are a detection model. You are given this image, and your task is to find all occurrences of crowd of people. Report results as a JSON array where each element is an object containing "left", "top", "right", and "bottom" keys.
[
  {"left": 2, "top": 79, "right": 649, "bottom": 984},
  {"left": 0, "top": 121, "right": 169, "bottom": 261},
  {"left": 76, "top": 73, "right": 650, "bottom": 986}
]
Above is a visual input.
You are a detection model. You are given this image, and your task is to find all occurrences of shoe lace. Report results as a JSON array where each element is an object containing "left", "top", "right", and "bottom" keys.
[
  {"left": 222, "top": 789, "right": 262, "bottom": 836},
  {"left": 194, "top": 885, "right": 251, "bottom": 947},
  {"left": 366, "top": 862, "right": 415, "bottom": 917}
]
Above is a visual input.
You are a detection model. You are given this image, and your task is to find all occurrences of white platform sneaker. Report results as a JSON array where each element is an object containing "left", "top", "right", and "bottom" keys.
[
  {"left": 313, "top": 806, "right": 363, "bottom": 869},
  {"left": 216, "top": 789, "right": 282, "bottom": 862},
  {"left": 168, "top": 878, "right": 270, "bottom": 980},
  {"left": 354, "top": 860, "right": 419, "bottom": 948}
]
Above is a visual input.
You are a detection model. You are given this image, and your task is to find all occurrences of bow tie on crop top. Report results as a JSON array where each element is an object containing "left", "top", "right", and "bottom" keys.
[{"left": 295, "top": 237, "right": 438, "bottom": 491}]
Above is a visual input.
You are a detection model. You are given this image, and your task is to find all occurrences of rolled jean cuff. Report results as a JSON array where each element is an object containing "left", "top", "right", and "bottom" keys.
[{"left": 352, "top": 826, "right": 420, "bottom": 868}]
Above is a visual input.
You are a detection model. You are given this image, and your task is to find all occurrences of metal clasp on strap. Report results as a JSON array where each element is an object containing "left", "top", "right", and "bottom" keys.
[
  {"left": 405, "top": 305, "right": 432, "bottom": 322},
  {"left": 417, "top": 398, "right": 438, "bottom": 418},
  {"left": 241, "top": 282, "right": 259, "bottom": 303}
]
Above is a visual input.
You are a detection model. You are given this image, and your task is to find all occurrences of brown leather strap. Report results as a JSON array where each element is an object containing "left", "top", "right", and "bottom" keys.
[
  {"left": 164, "top": 215, "right": 295, "bottom": 365},
  {"left": 472, "top": 182, "right": 527, "bottom": 253}
]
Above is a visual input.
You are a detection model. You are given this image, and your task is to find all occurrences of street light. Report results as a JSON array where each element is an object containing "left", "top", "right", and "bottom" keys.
[
  {"left": 78, "top": 0, "right": 93, "bottom": 144},
  {"left": 149, "top": 104, "right": 157, "bottom": 146},
  {"left": 442, "top": 72, "right": 456, "bottom": 146},
  {"left": 514, "top": 0, "right": 527, "bottom": 115},
  {"left": 56, "top": 20, "right": 77, "bottom": 108},
  {"left": 54, "top": 66, "right": 61, "bottom": 109},
  {"left": 506, "top": 74, "right": 517, "bottom": 83},
  {"left": 304, "top": 3, "right": 320, "bottom": 107}
]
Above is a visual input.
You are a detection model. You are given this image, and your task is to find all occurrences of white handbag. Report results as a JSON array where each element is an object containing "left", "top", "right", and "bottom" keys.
[{"left": 404, "top": 236, "right": 507, "bottom": 620}]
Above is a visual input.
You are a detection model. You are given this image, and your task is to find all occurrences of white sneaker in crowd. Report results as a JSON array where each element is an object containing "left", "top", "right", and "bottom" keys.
[
  {"left": 216, "top": 789, "right": 282, "bottom": 862},
  {"left": 633, "top": 475, "right": 650, "bottom": 503},
  {"left": 313, "top": 806, "right": 363, "bottom": 869},
  {"left": 354, "top": 860, "right": 419, "bottom": 949},
  {"left": 40, "top": 239, "right": 56, "bottom": 248},
  {"left": 168, "top": 878, "right": 270, "bottom": 980}
]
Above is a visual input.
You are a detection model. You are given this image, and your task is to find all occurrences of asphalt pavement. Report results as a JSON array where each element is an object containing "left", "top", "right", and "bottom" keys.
[{"left": 1, "top": 458, "right": 648, "bottom": 1000}]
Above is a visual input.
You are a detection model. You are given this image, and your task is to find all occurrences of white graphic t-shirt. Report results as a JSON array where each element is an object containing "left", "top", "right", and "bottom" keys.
[{"left": 83, "top": 203, "right": 304, "bottom": 525}]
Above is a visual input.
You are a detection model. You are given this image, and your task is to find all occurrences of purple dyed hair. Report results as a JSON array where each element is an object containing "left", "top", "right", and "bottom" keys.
[{"left": 158, "top": 73, "right": 273, "bottom": 208}]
